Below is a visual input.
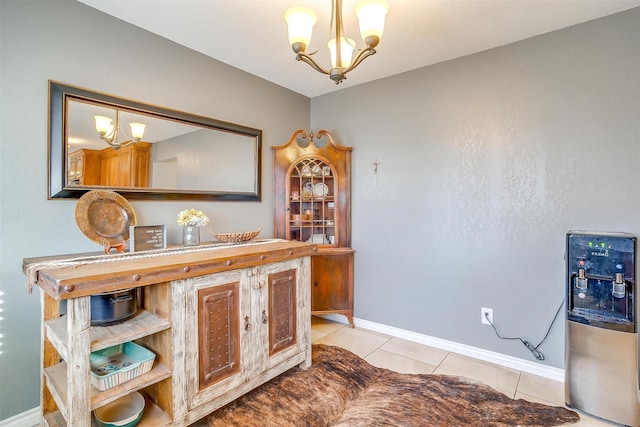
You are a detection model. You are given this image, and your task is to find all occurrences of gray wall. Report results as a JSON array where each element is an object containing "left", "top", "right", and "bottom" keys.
[
  {"left": 0, "top": 0, "right": 309, "bottom": 420},
  {"left": 2, "top": 0, "right": 638, "bottom": 422},
  {"left": 312, "top": 7, "right": 640, "bottom": 369}
]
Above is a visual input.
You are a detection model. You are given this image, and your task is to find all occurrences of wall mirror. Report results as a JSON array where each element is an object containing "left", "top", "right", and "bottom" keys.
[{"left": 48, "top": 81, "right": 262, "bottom": 201}]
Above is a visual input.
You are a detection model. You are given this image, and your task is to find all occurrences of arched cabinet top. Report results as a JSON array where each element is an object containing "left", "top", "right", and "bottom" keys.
[{"left": 272, "top": 129, "right": 352, "bottom": 248}]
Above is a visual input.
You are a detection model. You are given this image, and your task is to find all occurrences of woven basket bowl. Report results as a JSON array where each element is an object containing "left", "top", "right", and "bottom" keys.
[{"left": 210, "top": 228, "right": 261, "bottom": 243}]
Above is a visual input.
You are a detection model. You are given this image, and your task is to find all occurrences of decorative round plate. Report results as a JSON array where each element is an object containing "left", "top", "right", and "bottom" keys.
[
  {"left": 75, "top": 190, "right": 137, "bottom": 250},
  {"left": 313, "top": 183, "right": 329, "bottom": 197},
  {"left": 303, "top": 181, "right": 314, "bottom": 192}
]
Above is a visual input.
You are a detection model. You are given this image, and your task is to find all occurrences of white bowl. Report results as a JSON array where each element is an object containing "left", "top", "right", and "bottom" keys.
[{"left": 94, "top": 392, "right": 145, "bottom": 427}]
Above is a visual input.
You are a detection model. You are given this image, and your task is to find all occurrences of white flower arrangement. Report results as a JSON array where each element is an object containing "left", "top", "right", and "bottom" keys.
[{"left": 177, "top": 209, "right": 210, "bottom": 227}]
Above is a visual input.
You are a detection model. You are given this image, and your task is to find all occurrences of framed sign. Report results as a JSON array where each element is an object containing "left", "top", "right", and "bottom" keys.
[{"left": 129, "top": 225, "right": 166, "bottom": 252}]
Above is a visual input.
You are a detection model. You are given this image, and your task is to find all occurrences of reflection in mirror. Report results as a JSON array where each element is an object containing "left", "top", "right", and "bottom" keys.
[{"left": 49, "top": 81, "right": 262, "bottom": 201}]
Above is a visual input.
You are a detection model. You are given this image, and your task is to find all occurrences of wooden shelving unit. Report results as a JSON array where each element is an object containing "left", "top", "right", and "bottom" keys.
[
  {"left": 24, "top": 240, "right": 316, "bottom": 426},
  {"left": 38, "top": 292, "right": 173, "bottom": 426}
]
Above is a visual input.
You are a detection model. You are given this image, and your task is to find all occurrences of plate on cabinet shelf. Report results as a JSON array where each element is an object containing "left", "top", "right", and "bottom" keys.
[
  {"left": 313, "top": 183, "right": 329, "bottom": 198},
  {"left": 307, "top": 234, "right": 329, "bottom": 244},
  {"left": 301, "top": 164, "right": 323, "bottom": 177}
]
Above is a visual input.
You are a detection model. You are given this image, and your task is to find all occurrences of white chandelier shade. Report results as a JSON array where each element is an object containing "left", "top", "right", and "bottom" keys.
[
  {"left": 328, "top": 37, "right": 355, "bottom": 69},
  {"left": 356, "top": 0, "right": 388, "bottom": 43},
  {"left": 284, "top": 7, "right": 318, "bottom": 49}
]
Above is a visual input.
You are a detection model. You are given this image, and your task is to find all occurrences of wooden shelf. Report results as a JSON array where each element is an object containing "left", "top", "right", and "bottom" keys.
[
  {"left": 43, "top": 396, "right": 172, "bottom": 427},
  {"left": 43, "top": 411, "right": 66, "bottom": 427},
  {"left": 27, "top": 241, "right": 316, "bottom": 426},
  {"left": 44, "top": 309, "right": 171, "bottom": 359},
  {"left": 44, "top": 361, "right": 172, "bottom": 412}
]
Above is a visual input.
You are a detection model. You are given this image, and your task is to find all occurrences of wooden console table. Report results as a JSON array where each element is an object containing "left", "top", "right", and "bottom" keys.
[{"left": 24, "top": 240, "right": 316, "bottom": 426}]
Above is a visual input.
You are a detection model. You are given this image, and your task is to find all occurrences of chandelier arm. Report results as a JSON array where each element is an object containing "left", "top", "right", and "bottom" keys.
[
  {"left": 109, "top": 111, "right": 120, "bottom": 144},
  {"left": 100, "top": 112, "right": 118, "bottom": 145},
  {"left": 98, "top": 110, "right": 123, "bottom": 146},
  {"left": 302, "top": 0, "right": 335, "bottom": 58},
  {"left": 296, "top": 52, "right": 331, "bottom": 75},
  {"left": 330, "top": 0, "right": 337, "bottom": 39},
  {"left": 118, "top": 140, "right": 135, "bottom": 149},
  {"left": 305, "top": 46, "right": 324, "bottom": 56},
  {"left": 99, "top": 138, "right": 135, "bottom": 150},
  {"left": 95, "top": 110, "right": 140, "bottom": 150},
  {"left": 342, "top": 47, "right": 377, "bottom": 75}
]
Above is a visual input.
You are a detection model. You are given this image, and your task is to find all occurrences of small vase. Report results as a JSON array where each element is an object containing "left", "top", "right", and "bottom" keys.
[{"left": 182, "top": 225, "right": 200, "bottom": 246}]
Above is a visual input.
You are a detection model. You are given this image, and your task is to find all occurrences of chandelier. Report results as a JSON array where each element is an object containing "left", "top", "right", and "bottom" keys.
[
  {"left": 94, "top": 112, "right": 146, "bottom": 150},
  {"left": 285, "top": 0, "right": 389, "bottom": 84}
]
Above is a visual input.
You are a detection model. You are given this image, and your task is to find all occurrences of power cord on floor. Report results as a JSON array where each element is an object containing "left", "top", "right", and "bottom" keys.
[{"left": 483, "top": 300, "right": 565, "bottom": 362}]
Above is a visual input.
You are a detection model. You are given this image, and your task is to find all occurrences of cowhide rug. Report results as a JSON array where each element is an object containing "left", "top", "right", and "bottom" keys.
[{"left": 203, "top": 344, "right": 579, "bottom": 426}]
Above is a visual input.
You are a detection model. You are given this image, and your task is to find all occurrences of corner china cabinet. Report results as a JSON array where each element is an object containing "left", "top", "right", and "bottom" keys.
[{"left": 273, "top": 129, "right": 354, "bottom": 327}]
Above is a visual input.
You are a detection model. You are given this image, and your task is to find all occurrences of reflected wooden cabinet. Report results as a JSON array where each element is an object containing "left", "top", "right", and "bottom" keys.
[
  {"left": 67, "top": 148, "right": 101, "bottom": 185},
  {"left": 100, "top": 142, "right": 151, "bottom": 188},
  {"left": 273, "top": 130, "right": 354, "bottom": 327},
  {"left": 68, "top": 143, "right": 151, "bottom": 188}
]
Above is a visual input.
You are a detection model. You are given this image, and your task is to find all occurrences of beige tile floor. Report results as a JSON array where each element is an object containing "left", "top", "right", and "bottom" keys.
[{"left": 310, "top": 316, "right": 617, "bottom": 427}]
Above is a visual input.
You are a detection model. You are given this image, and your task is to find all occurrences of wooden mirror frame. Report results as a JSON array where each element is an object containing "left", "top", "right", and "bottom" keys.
[{"left": 48, "top": 81, "right": 262, "bottom": 201}]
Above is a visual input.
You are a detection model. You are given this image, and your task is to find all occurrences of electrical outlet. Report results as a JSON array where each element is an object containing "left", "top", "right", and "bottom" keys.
[{"left": 481, "top": 307, "right": 493, "bottom": 325}]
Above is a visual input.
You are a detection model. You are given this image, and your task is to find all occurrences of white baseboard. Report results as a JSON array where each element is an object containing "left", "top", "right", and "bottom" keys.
[
  {"left": 319, "top": 313, "right": 565, "bottom": 383},
  {"left": 3, "top": 316, "right": 565, "bottom": 425},
  {"left": 0, "top": 407, "right": 39, "bottom": 427}
]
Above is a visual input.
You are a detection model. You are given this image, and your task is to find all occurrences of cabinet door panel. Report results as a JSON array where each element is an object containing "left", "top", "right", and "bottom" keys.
[
  {"left": 117, "top": 149, "right": 133, "bottom": 187},
  {"left": 312, "top": 254, "right": 353, "bottom": 312},
  {"left": 100, "top": 154, "right": 111, "bottom": 186},
  {"left": 76, "top": 156, "right": 84, "bottom": 179},
  {"left": 108, "top": 151, "right": 120, "bottom": 185},
  {"left": 198, "top": 282, "right": 241, "bottom": 390},
  {"left": 68, "top": 156, "right": 77, "bottom": 180},
  {"left": 268, "top": 269, "right": 297, "bottom": 356}
]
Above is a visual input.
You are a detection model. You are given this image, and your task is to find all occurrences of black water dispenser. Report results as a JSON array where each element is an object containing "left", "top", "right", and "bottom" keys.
[{"left": 565, "top": 231, "right": 640, "bottom": 425}]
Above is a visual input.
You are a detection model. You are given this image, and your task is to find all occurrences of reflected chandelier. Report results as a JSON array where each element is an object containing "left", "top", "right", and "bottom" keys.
[
  {"left": 94, "top": 112, "right": 146, "bottom": 150},
  {"left": 285, "top": 0, "right": 389, "bottom": 84}
]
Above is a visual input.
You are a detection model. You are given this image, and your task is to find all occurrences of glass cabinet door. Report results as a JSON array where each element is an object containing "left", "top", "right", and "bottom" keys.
[{"left": 287, "top": 158, "right": 336, "bottom": 246}]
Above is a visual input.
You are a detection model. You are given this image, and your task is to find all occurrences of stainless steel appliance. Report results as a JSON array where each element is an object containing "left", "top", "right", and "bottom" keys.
[{"left": 565, "top": 231, "right": 640, "bottom": 426}]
